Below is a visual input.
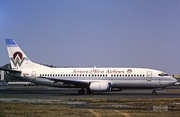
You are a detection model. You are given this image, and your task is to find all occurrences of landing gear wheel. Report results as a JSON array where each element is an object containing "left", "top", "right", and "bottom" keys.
[
  {"left": 86, "top": 88, "right": 92, "bottom": 94},
  {"left": 152, "top": 90, "right": 157, "bottom": 95},
  {"left": 78, "top": 89, "right": 85, "bottom": 95}
]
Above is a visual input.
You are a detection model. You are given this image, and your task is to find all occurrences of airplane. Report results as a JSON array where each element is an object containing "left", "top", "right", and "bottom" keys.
[{"left": 0, "top": 39, "right": 177, "bottom": 95}]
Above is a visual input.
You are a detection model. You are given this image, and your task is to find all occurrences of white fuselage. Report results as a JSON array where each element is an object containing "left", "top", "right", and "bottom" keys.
[{"left": 9, "top": 67, "right": 176, "bottom": 89}]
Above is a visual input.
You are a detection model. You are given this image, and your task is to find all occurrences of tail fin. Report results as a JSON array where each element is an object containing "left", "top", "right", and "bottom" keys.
[{"left": 5, "top": 39, "right": 33, "bottom": 69}]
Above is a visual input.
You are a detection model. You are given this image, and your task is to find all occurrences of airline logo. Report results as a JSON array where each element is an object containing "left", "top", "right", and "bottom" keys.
[
  {"left": 11, "top": 51, "right": 25, "bottom": 67},
  {"left": 72, "top": 69, "right": 124, "bottom": 74},
  {"left": 127, "top": 69, "right": 132, "bottom": 74}
]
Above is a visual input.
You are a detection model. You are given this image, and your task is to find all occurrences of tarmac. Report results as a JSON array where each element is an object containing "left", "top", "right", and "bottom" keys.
[{"left": 0, "top": 85, "right": 180, "bottom": 99}]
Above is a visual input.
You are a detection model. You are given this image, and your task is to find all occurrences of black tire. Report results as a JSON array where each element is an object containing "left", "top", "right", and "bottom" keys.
[
  {"left": 78, "top": 89, "right": 85, "bottom": 95},
  {"left": 152, "top": 91, "right": 157, "bottom": 95},
  {"left": 87, "top": 88, "right": 92, "bottom": 94}
]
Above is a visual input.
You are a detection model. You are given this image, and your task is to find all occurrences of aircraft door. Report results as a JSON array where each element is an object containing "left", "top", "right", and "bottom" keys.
[
  {"left": 146, "top": 71, "right": 152, "bottom": 81},
  {"left": 31, "top": 71, "right": 36, "bottom": 77},
  {"left": 158, "top": 73, "right": 163, "bottom": 86}
]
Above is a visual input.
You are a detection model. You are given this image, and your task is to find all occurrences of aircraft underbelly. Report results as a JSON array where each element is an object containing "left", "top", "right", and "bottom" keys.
[
  {"left": 112, "top": 80, "right": 161, "bottom": 88},
  {"left": 20, "top": 76, "right": 172, "bottom": 89}
]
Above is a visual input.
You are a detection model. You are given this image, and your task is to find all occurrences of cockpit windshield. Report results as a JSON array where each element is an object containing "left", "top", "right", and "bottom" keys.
[{"left": 158, "top": 73, "right": 169, "bottom": 76}]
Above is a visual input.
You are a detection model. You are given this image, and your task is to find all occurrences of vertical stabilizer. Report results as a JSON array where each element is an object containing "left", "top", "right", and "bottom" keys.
[{"left": 5, "top": 39, "right": 33, "bottom": 69}]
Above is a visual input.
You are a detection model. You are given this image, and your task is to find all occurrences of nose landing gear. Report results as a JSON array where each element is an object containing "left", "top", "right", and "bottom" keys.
[{"left": 152, "top": 88, "right": 163, "bottom": 95}]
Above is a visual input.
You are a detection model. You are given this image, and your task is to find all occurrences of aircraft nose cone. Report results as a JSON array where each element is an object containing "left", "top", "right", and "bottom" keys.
[
  {"left": 171, "top": 77, "right": 177, "bottom": 83},
  {"left": 173, "top": 78, "right": 177, "bottom": 82}
]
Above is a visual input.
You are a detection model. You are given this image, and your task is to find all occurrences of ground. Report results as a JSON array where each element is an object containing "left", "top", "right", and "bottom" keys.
[{"left": 0, "top": 98, "right": 180, "bottom": 117}]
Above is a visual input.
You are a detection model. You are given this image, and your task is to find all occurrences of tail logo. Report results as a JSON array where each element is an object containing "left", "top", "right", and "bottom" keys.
[{"left": 11, "top": 51, "right": 25, "bottom": 67}]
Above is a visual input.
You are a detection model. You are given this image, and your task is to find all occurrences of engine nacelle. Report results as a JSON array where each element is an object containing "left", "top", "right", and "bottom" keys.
[{"left": 89, "top": 81, "right": 111, "bottom": 92}]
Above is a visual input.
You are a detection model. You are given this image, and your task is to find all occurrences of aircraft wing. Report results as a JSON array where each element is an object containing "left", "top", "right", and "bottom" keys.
[{"left": 44, "top": 77, "right": 90, "bottom": 87}]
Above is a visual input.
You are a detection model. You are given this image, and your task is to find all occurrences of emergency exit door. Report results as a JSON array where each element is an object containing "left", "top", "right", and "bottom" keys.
[
  {"left": 31, "top": 71, "right": 36, "bottom": 77},
  {"left": 146, "top": 71, "right": 152, "bottom": 81}
]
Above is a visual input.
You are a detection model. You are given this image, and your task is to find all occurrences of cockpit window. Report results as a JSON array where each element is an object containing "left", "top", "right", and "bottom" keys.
[{"left": 158, "top": 73, "right": 169, "bottom": 76}]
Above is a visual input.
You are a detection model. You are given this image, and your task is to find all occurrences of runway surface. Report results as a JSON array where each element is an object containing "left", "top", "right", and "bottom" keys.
[{"left": 0, "top": 85, "right": 180, "bottom": 99}]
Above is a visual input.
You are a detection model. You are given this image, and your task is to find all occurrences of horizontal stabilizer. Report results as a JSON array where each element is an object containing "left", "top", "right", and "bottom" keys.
[{"left": 0, "top": 67, "right": 21, "bottom": 73}]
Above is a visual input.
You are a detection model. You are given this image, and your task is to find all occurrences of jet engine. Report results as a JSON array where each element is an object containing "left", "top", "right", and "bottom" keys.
[{"left": 89, "top": 81, "right": 111, "bottom": 92}]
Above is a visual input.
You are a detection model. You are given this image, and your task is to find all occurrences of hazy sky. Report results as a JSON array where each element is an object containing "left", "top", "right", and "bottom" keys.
[{"left": 0, "top": 0, "right": 180, "bottom": 74}]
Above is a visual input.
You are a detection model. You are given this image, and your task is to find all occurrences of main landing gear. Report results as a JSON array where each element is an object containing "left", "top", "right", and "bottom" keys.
[
  {"left": 86, "top": 88, "right": 92, "bottom": 94},
  {"left": 78, "top": 88, "right": 85, "bottom": 95},
  {"left": 152, "top": 90, "right": 157, "bottom": 95},
  {"left": 78, "top": 88, "right": 92, "bottom": 95}
]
